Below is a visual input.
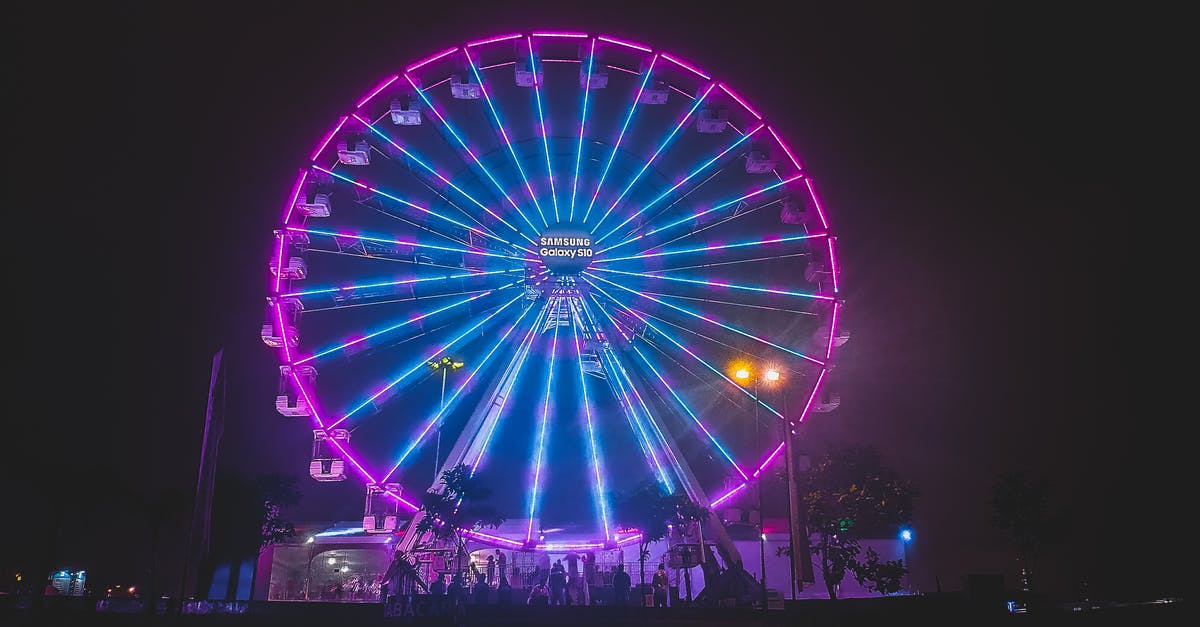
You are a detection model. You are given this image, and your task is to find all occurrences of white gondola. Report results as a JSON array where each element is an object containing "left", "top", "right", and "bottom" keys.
[
  {"left": 514, "top": 60, "right": 542, "bottom": 87},
  {"left": 780, "top": 195, "right": 810, "bottom": 225},
  {"left": 580, "top": 65, "right": 608, "bottom": 89},
  {"left": 449, "top": 75, "right": 481, "bottom": 99},
  {"left": 261, "top": 323, "right": 298, "bottom": 348},
  {"left": 270, "top": 256, "right": 307, "bottom": 280},
  {"left": 639, "top": 81, "right": 669, "bottom": 105},
  {"left": 813, "top": 389, "right": 841, "bottom": 413},
  {"left": 803, "top": 260, "right": 828, "bottom": 283},
  {"left": 294, "top": 191, "right": 331, "bottom": 218},
  {"left": 696, "top": 108, "right": 729, "bottom": 133},
  {"left": 310, "top": 429, "right": 350, "bottom": 481},
  {"left": 389, "top": 98, "right": 422, "bottom": 125},
  {"left": 812, "top": 325, "right": 851, "bottom": 348},
  {"left": 745, "top": 150, "right": 778, "bottom": 174},
  {"left": 275, "top": 395, "right": 310, "bottom": 417},
  {"left": 363, "top": 483, "right": 402, "bottom": 533},
  {"left": 336, "top": 138, "right": 371, "bottom": 165},
  {"left": 582, "top": 350, "right": 605, "bottom": 379}
]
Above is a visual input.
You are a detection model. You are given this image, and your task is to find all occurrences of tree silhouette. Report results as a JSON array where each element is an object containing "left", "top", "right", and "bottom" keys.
[
  {"left": 989, "top": 470, "right": 1060, "bottom": 592},
  {"left": 800, "top": 446, "right": 917, "bottom": 599},
  {"left": 611, "top": 480, "right": 709, "bottom": 598},
  {"left": 414, "top": 463, "right": 505, "bottom": 575}
]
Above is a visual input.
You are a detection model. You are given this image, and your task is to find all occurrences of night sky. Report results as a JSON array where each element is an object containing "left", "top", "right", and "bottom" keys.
[{"left": 9, "top": 1, "right": 1170, "bottom": 602}]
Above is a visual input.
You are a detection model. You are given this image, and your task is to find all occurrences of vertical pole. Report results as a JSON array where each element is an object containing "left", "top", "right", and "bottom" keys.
[
  {"left": 784, "top": 388, "right": 805, "bottom": 599},
  {"left": 435, "top": 366, "right": 447, "bottom": 478},
  {"left": 755, "top": 380, "right": 766, "bottom": 610}
]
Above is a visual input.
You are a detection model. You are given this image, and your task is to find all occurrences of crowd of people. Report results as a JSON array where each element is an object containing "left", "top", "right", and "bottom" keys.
[{"left": 381, "top": 547, "right": 676, "bottom": 608}]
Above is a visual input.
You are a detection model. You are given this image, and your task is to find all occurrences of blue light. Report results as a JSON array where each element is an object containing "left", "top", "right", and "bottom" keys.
[{"left": 900, "top": 528, "right": 913, "bottom": 542}]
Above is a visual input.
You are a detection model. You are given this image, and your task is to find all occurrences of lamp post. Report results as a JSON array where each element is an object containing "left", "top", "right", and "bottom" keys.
[
  {"left": 735, "top": 364, "right": 779, "bottom": 610},
  {"left": 427, "top": 356, "right": 464, "bottom": 478}
]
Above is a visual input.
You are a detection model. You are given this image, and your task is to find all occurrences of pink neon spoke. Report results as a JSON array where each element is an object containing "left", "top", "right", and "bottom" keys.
[
  {"left": 711, "top": 482, "right": 747, "bottom": 508},
  {"left": 532, "top": 31, "right": 588, "bottom": 38}
]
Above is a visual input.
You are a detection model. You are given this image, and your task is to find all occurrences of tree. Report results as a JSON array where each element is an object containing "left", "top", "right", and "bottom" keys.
[
  {"left": 989, "top": 471, "right": 1060, "bottom": 592},
  {"left": 414, "top": 464, "right": 505, "bottom": 575},
  {"left": 800, "top": 446, "right": 917, "bottom": 599},
  {"left": 208, "top": 471, "right": 301, "bottom": 599},
  {"left": 611, "top": 480, "right": 710, "bottom": 601}
]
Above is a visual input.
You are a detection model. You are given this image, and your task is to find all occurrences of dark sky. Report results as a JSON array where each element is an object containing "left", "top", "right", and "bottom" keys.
[{"left": 10, "top": 0, "right": 1170, "bottom": 602}]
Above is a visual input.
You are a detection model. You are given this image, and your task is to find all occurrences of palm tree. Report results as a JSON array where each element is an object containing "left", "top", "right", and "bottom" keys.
[
  {"left": 611, "top": 480, "right": 710, "bottom": 603},
  {"left": 414, "top": 464, "right": 505, "bottom": 576}
]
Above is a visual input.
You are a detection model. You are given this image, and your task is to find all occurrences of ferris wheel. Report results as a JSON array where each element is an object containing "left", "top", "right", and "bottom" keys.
[{"left": 264, "top": 31, "right": 846, "bottom": 555}]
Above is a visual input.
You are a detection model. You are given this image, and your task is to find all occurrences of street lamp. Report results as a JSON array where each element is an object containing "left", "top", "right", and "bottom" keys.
[
  {"left": 730, "top": 362, "right": 780, "bottom": 610},
  {"left": 427, "top": 356, "right": 465, "bottom": 477},
  {"left": 899, "top": 527, "right": 913, "bottom": 591}
]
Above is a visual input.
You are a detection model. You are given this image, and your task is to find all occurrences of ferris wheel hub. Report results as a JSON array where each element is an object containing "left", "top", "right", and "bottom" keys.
[{"left": 537, "top": 223, "right": 594, "bottom": 275}]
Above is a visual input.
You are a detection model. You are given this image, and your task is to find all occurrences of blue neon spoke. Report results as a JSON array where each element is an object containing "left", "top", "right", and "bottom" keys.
[
  {"left": 590, "top": 83, "right": 716, "bottom": 235},
  {"left": 570, "top": 38, "right": 597, "bottom": 221},
  {"left": 593, "top": 124, "right": 763, "bottom": 245},
  {"left": 584, "top": 277, "right": 790, "bottom": 418},
  {"left": 337, "top": 294, "right": 523, "bottom": 424},
  {"left": 380, "top": 302, "right": 537, "bottom": 482},
  {"left": 465, "top": 50, "right": 548, "bottom": 227},
  {"left": 404, "top": 73, "right": 542, "bottom": 237},
  {"left": 527, "top": 37, "right": 559, "bottom": 222},
  {"left": 570, "top": 297, "right": 611, "bottom": 541},
  {"left": 581, "top": 55, "right": 657, "bottom": 224},
  {"left": 527, "top": 296, "right": 562, "bottom": 542},
  {"left": 586, "top": 272, "right": 824, "bottom": 366},
  {"left": 601, "top": 174, "right": 801, "bottom": 255},
  {"left": 352, "top": 114, "right": 532, "bottom": 243}
]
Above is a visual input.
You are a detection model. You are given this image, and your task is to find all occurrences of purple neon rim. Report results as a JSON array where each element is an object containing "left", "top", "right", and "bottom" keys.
[{"left": 268, "top": 31, "right": 842, "bottom": 552}]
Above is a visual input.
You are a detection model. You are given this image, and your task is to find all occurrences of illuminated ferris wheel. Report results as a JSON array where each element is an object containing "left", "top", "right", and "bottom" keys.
[{"left": 263, "top": 31, "right": 846, "bottom": 556}]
